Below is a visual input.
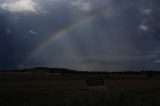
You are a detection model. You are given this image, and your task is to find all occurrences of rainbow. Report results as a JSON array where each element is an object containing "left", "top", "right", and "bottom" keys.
[{"left": 22, "top": 6, "right": 113, "bottom": 65}]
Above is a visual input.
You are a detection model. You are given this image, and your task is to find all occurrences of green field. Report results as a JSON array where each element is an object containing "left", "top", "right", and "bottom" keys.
[{"left": 0, "top": 73, "right": 160, "bottom": 106}]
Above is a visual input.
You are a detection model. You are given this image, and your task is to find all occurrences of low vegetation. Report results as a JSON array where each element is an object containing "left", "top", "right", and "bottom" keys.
[{"left": 0, "top": 68, "right": 160, "bottom": 106}]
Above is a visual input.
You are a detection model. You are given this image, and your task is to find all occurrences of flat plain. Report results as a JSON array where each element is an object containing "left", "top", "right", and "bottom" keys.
[{"left": 0, "top": 72, "right": 160, "bottom": 106}]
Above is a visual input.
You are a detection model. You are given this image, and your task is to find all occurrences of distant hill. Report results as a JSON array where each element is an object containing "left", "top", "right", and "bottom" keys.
[
  {"left": 0, "top": 67, "right": 78, "bottom": 73},
  {"left": 32, "top": 67, "right": 76, "bottom": 73},
  {"left": 0, "top": 67, "right": 160, "bottom": 77}
]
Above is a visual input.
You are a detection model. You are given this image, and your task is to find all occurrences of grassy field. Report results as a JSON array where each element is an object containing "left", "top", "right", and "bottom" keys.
[{"left": 0, "top": 73, "right": 160, "bottom": 106}]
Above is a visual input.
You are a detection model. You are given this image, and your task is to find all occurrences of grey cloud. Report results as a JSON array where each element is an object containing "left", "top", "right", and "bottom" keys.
[{"left": 0, "top": 0, "right": 40, "bottom": 13}]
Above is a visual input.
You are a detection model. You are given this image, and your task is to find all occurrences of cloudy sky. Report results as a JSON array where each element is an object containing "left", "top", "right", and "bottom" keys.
[{"left": 0, "top": 0, "right": 160, "bottom": 71}]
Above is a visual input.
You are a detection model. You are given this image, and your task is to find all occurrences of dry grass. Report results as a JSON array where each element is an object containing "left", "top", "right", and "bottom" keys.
[{"left": 0, "top": 73, "right": 160, "bottom": 106}]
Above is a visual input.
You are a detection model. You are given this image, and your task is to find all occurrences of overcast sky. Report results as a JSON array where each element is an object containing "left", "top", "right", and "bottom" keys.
[{"left": 0, "top": 0, "right": 160, "bottom": 71}]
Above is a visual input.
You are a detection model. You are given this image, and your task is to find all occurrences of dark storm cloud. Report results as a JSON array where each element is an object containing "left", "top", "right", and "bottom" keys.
[{"left": 0, "top": 0, "right": 160, "bottom": 71}]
